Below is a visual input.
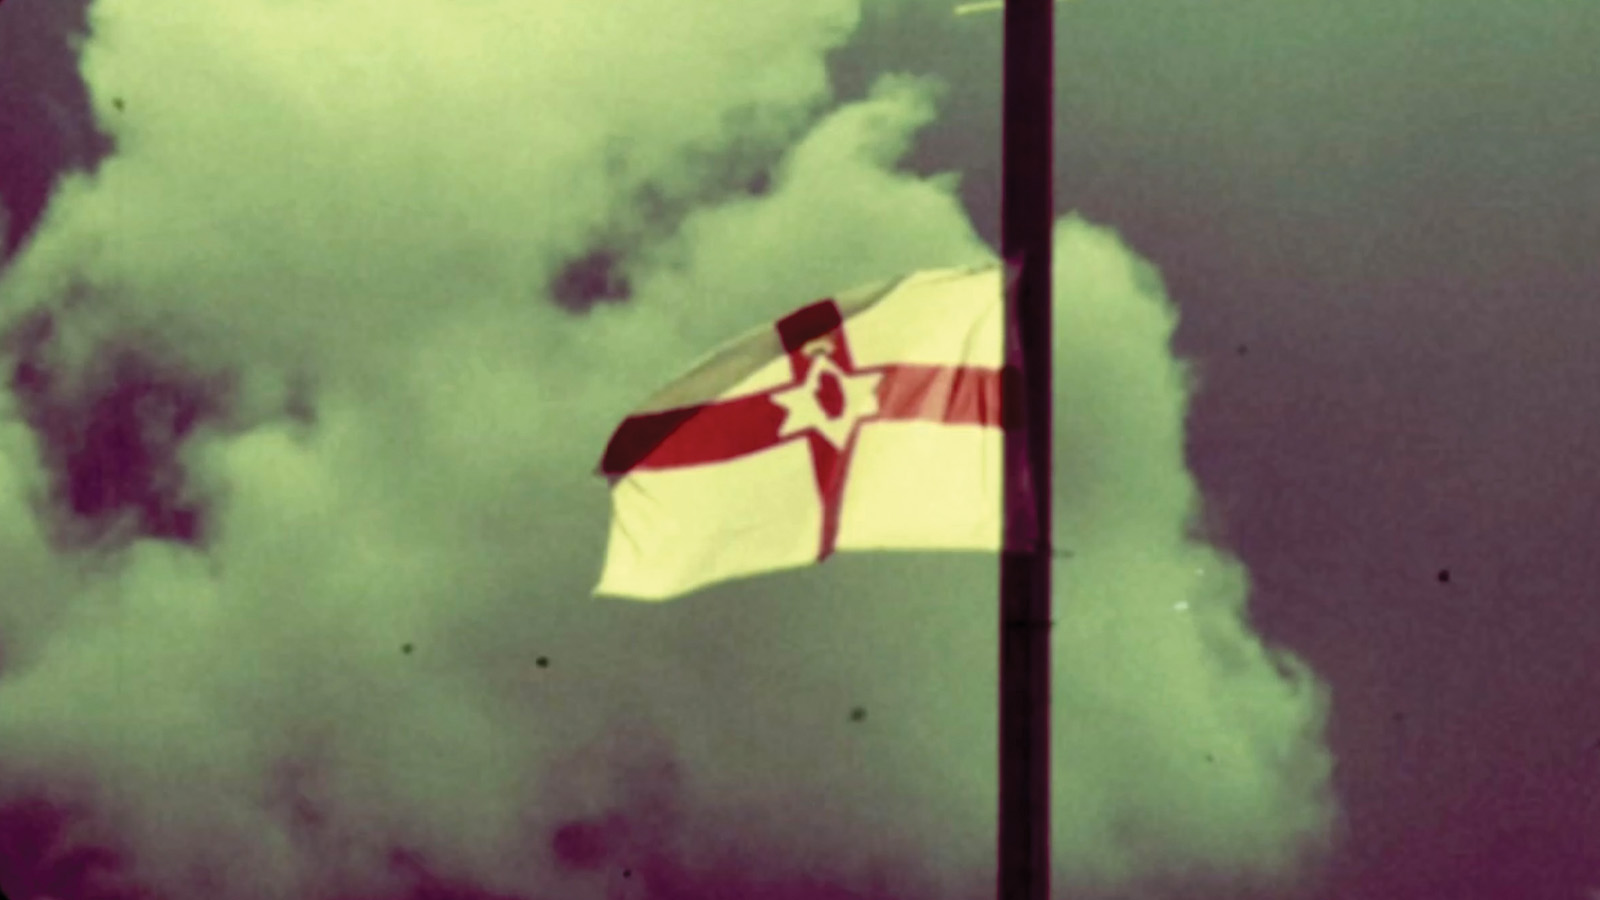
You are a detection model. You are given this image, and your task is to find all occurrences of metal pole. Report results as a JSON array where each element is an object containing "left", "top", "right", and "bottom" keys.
[{"left": 998, "top": 0, "right": 1054, "bottom": 897}]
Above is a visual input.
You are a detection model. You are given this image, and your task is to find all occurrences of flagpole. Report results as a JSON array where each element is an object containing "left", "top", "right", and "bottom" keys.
[{"left": 998, "top": 0, "right": 1053, "bottom": 899}]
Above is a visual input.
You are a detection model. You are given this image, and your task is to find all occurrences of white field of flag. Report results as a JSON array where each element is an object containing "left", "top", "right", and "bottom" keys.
[{"left": 593, "top": 264, "right": 1014, "bottom": 601}]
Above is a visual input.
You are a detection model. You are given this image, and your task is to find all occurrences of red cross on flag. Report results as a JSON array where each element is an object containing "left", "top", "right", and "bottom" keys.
[{"left": 595, "top": 262, "right": 1011, "bottom": 600}]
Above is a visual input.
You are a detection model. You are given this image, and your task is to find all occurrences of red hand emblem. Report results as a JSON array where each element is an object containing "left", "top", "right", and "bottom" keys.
[{"left": 815, "top": 370, "right": 846, "bottom": 419}]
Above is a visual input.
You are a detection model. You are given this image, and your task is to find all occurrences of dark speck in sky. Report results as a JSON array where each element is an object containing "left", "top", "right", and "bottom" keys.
[
  {"left": 850, "top": 707, "right": 867, "bottom": 723},
  {"left": 1437, "top": 569, "right": 1451, "bottom": 583},
  {"left": 536, "top": 656, "right": 549, "bottom": 668}
]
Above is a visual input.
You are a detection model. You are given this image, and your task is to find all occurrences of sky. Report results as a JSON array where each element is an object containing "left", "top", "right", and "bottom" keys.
[{"left": 0, "top": 1, "right": 1595, "bottom": 900}]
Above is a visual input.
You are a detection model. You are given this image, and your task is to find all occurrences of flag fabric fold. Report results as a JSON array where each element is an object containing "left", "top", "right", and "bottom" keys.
[{"left": 595, "top": 262, "right": 1009, "bottom": 600}]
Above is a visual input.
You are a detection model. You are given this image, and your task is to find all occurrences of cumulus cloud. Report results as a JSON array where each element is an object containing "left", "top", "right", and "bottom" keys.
[{"left": 0, "top": 1, "right": 1332, "bottom": 899}]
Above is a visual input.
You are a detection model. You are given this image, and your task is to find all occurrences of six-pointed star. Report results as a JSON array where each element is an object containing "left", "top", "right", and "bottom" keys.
[{"left": 769, "top": 351, "right": 884, "bottom": 449}]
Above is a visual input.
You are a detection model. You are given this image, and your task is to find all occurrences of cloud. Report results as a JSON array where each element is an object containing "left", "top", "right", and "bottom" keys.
[
  {"left": 0, "top": 1, "right": 1332, "bottom": 899},
  {"left": 1046, "top": 221, "right": 1333, "bottom": 892}
]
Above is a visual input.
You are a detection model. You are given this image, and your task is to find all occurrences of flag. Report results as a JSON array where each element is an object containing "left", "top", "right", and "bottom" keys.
[{"left": 594, "top": 262, "right": 1011, "bottom": 600}]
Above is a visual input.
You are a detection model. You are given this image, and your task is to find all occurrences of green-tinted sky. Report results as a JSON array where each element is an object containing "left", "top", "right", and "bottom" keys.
[{"left": 2, "top": 1, "right": 1598, "bottom": 899}]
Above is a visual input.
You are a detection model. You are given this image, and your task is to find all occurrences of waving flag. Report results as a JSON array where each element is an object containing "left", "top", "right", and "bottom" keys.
[{"left": 595, "top": 262, "right": 1012, "bottom": 600}]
